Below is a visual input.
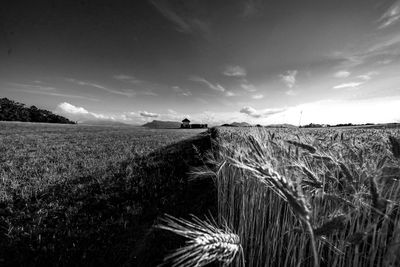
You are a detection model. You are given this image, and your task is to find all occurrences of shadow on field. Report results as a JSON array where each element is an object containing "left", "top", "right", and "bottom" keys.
[{"left": 0, "top": 131, "right": 217, "bottom": 266}]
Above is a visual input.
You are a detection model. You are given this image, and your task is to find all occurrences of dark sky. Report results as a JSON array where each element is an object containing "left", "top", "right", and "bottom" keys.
[{"left": 1, "top": 0, "right": 399, "bottom": 124}]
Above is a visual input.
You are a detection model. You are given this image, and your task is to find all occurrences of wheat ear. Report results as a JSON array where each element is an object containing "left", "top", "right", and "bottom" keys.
[{"left": 157, "top": 214, "right": 242, "bottom": 267}]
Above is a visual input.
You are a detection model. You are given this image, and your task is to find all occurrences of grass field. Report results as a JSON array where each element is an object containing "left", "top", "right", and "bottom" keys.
[
  {"left": 0, "top": 122, "right": 211, "bottom": 266},
  {"left": 0, "top": 122, "right": 204, "bottom": 202},
  {"left": 1, "top": 122, "right": 400, "bottom": 266}
]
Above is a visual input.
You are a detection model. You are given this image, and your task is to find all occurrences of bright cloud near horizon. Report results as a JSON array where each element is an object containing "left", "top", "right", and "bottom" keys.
[{"left": 1, "top": 0, "right": 400, "bottom": 125}]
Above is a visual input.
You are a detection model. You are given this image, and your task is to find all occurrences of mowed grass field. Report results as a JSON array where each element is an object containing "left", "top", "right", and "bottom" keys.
[
  {"left": 2, "top": 122, "right": 400, "bottom": 267},
  {"left": 0, "top": 122, "right": 204, "bottom": 202},
  {"left": 0, "top": 122, "right": 211, "bottom": 266}
]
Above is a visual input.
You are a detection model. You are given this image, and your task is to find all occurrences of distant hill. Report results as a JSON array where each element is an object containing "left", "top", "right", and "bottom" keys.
[
  {"left": 220, "top": 122, "right": 297, "bottom": 128},
  {"left": 221, "top": 122, "right": 252, "bottom": 127},
  {"left": 0, "top": 97, "right": 75, "bottom": 124},
  {"left": 79, "top": 120, "right": 132, "bottom": 126},
  {"left": 142, "top": 120, "right": 181, "bottom": 129},
  {"left": 231, "top": 122, "right": 252, "bottom": 127},
  {"left": 265, "top": 123, "right": 297, "bottom": 128},
  {"left": 360, "top": 123, "right": 400, "bottom": 129}
]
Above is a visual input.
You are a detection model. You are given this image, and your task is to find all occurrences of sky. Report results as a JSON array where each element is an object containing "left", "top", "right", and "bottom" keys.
[{"left": 0, "top": 0, "right": 400, "bottom": 125}]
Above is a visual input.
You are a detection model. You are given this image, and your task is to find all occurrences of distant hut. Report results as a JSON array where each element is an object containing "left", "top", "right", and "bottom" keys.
[
  {"left": 181, "top": 118, "right": 208, "bottom": 129},
  {"left": 181, "top": 118, "right": 190, "bottom": 128}
]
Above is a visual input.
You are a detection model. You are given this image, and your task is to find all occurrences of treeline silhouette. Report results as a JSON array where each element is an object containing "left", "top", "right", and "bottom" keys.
[{"left": 0, "top": 98, "right": 75, "bottom": 124}]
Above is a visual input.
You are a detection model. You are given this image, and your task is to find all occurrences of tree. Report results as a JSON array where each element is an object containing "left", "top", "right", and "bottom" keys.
[{"left": 0, "top": 98, "right": 75, "bottom": 124}]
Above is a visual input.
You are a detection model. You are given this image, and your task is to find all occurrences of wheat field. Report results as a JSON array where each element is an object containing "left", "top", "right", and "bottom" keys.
[{"left": 162, "top": 126, "right": 400, "bottom": 267}]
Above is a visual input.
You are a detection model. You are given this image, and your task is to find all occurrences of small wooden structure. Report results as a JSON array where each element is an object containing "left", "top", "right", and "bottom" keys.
[
  {"left": 181, "top": 118, "right": 207, "bottom": 129},
  {"left": 181, "top": 118, "right": 190, "bottom": 128}
]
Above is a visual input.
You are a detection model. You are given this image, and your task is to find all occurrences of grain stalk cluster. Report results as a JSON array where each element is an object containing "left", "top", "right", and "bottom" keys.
[{"left": 160, "top": 127, "right": 400, "bottom": 267}]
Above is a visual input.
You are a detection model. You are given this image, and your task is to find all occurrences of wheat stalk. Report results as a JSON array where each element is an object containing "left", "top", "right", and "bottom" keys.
[
  {"left": 314, "top": 215, "right": 347, "bottom": 236},
  {"left": 293, "top": 163, "right": 323, "bottom": 189},
  {"left": 339, "top": 162, "right": 353, "bottom": 183},
  {"left": 388, "top": 136, "right": 400, "bottom": 159},
  {"left": 369, "top": 176, "right": 388, "bottom": 215},
  {"left": 230, "top": 136, "right": 320, "bottom": 267},
  {"left": 157, "top": 214, "right": 242, "bottom": 267},
  {"left": 286, "top": 140, "right": 317, "bottom": 154}
]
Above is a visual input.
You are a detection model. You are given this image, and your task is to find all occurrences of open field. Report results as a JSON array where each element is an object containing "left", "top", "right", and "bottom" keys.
[
  {"left": 0, "top": 122, "right": 211, "bottom": 266},
  {"left": 1, "top": 122, "right": 400, "bottom": 266},
  {"left": 0, "top": 122, "right": 204, "bottom": 202}
]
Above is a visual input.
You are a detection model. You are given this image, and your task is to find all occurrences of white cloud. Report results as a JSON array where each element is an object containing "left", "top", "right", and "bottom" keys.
[
  {"left": 149, "top": 0, "right": 210, "bottom": 37},
  {"left": 332, "top": 32, "right": 400, "bottom": 71},
  {"left": 240, "top": 106, "right": 261, "bottom": 118},
  {"left": 139, "top": 111, "right": 159, "bottom": 118},
  {"left": 223, "top": 65, "right": 247, "bottom": 77},
  {"left": 58, "top": 102, "right": 89, "bottom": 115},
  {"left": 172, "top": 86, "right": 192, "bottom": 96},
  {"left": 378, "top": 59, "right": 393, "bottom": 65},
  {"left": 67, "top": 78, "right": 106, "bottom": 90},
  {"left": 240, "top": 106, "right": 285, "bottom": 118},
  {"left": 8, "top": 82, "right": 57, "bottom": 91},
  {"left": 252, "top": 94, "right": 264, "bottom": 99},
  {"left": 225, "top": 91, "right": 237, "bottom": 97},
  {"left": 189, "top": 76, "right": 226, "bottom": 92},
  {"left": 139, "top": 91, "right": 158, "bottom": 96},
  {"left": 334, "top": 70, "right": 351, "bottom": 78},
  {"left": 9, "top": 83, "right": 98, "bottom": 101},
  {"left": 333, "top": 82, "right": 363, "bottom": 89},
  {"left": 279, "top": 70, "right": 298, "bottom": 88},
  {"left": 56, "top": 102, "right": 112, "bottom": 121},
  {"left": 66, "top": 78, "right": 135, "bottom": 97},
  {"left": 357, "top": 71, "right": 379, "bottom": 81},
  {"left": 378, "top": 1, "right": 400, "bottom": 29},
  {"left": 336, "top": 55, "right": 365, "bottom": 69},
  {"left": 241, "top": 82, "right": 257, "bottom": 92},
  {"left": 150, "top": 0, "right": 191, "bottom": 33},
  {"left": 13, "top": 88, "right": 99, "bottom": 101},
  {"left": 113, "top": 74, "right": 141, "bottom": 84}
]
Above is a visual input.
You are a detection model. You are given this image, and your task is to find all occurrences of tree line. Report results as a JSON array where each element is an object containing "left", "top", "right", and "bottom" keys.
[{"left": 0, "top": 98, "right": 75, "bottom": 124}]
